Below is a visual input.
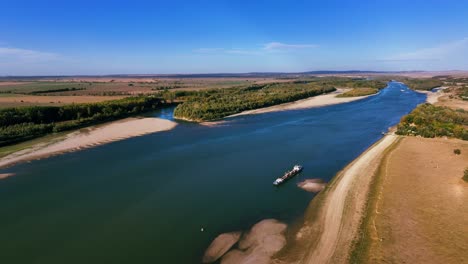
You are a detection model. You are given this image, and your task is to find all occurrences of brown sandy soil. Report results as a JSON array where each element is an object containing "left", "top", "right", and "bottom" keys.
[
  {"left": 276, "top": 135, "right": 399, "bottom": 264},
  {"left": 436, "top": 94, "right": 468, "bottom": 110},
  {"left": 0, "top": 117, "right": 176, "bottom": 169},
  {"left": 0, "top": 95, "right": 126, "bottom": 108},
  {"left": 365, "top": 137, "right": 468, "bottom": 264}
]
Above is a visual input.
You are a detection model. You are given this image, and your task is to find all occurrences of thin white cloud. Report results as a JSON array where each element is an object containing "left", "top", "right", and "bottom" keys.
[
  {"left": 263, "top": 42, "right": 319, "bottom": 51},
  {"left": 194, "top": 47, "right": 261, "bottom": 55},
  {"left": 195, "top": 42, "right": 319, "bottom": 55},
  {"left": 225, "top": 49, "right": 261, "bottom": 55},
  {"left": 193, "top": 48, "right": 225, "bottom": 53},
  {"left": 0, "top": 47, "right": 60, "bottom": 61},
  {"left": 385, "top": 37, "right": 468, "bottom": 61}
]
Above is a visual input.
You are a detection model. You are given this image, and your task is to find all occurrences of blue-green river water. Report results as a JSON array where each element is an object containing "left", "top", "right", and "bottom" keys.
[{"left": 0, "top": 82, "right": 426, "bottom": 263}]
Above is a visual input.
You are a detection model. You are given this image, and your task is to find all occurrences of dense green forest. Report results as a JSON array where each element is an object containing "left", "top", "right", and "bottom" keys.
[
  {"left": 0, "top": 96, "right": 167, "bottom": 146},
  {"left": 396, "top": 104, "right": 468, "bottom": 140},
  {"left": 173, "top": 83, "right": 334, "bottom": 121},
  {"left": 173, "top": 78, "right": 387, "bottom": 121}
]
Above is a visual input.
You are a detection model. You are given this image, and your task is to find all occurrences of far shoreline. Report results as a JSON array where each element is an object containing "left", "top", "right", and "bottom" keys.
[
  {"left": 228, "top": 88, "right": 377, "bottom": 118},
  {"left": 199, "top": 88, "right": 379, "bottom": 125}
]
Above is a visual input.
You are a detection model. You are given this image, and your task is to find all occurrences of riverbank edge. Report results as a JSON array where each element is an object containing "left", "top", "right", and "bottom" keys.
[
  {"left": 193, "top": 89, "right": 380, "bottom": 126},
  {"left": 0, "top": 117, "right": 177, "bottom": 170},
  {"left": 348, "top": 136, "right": 402, "bottom": 263},
  {"left": 275, "top": 134, "right": 401, "bottom": 264},
  {"left": 411, "top": 86, "right": 447, "bottom": 103},
  {"left": 276, "top": 85, "right": 437, "bottom": 263}
]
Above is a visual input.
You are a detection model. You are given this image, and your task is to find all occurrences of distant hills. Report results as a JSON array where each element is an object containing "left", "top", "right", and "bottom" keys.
[{"left": 2, "top": 70, "right": 468, "bottom": 79}]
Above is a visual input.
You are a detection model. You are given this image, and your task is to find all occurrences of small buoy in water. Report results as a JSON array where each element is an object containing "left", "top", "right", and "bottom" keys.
[{"left": 201, "top": 227, "right": 204, "bottom": 232}]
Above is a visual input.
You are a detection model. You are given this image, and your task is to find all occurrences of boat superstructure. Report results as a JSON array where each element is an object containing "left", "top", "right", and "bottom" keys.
[{"left": 273, "top": 165, "right": 303, "bottom": 185}]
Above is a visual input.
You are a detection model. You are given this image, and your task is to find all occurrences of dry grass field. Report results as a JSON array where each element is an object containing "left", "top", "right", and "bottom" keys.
[
  {"left": 0, "top": 94, "right": 126, "bottom": 108},
  {"left": 0, "top": 77, "right": 284, "bottom": 108},
  {"left": 363, "top": 137, "right": 468, "bottom": 264}
]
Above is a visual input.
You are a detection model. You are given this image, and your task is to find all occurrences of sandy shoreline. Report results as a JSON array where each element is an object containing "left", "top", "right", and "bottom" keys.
[
  {"left": 278, "top": 134, "right": 399, "bottom": 263},
  {"left": 0, "top": 117, "right": 177, "bottom": 169},
  {"left": 413, "top": 86, "right": 446, "bottom": 104},
  {"left": 305, "top": 135, "right": 398, "bottom": 263},
  {"left": 228, "top": 89, "right": 375, "bottom": 118}
]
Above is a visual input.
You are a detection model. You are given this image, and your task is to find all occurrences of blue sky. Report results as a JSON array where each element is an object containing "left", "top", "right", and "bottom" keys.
[{"left": 1, "top": 0, "right": 468, "bottom": 75}]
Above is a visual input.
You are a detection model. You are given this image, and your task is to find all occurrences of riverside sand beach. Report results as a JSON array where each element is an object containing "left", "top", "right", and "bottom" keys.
[
  {"left": 228, "top": 88, "right": 376, "bottom": 118},
  {"left": 0, "top": 117, "right": 176, "bottom": 169}
]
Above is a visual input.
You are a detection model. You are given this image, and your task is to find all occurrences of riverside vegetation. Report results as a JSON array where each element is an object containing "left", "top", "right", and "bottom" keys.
[
  {"left": 396, "top": 103, "right": 468, "bottom": 140},
  {"left": 173, "top": 78, "right": 387, "bottom": 121},
  {"left": 0, "top": 96, "right": 168, "bottom": 146}
]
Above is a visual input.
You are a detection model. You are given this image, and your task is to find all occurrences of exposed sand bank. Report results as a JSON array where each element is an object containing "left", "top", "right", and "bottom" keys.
[
  {"left": 297, "top": 179, "right": 326, "bottom": 193},
  {"left": 278, "top": 135, "right": 399, "bottom": 264},
  {"left": 203, "top": 219, "right": 288, "bottom": 264},
  {"left": 0, "top": 173, "right": 15, "bottom": 179},
  {"left": 227, "top": 89, "right": 375, "bottom": 118},
  {"left": 203, "top": 231, "right": 242, "bottom": 263},
  {"left": 0, "top": 117, "right": 177, "bottom": 169},
  {"left": 362, "top": 137, "right": 468, "bottom": 263},
  {"left": 414, "top": 87, "right": 446, "bottom": 104}
]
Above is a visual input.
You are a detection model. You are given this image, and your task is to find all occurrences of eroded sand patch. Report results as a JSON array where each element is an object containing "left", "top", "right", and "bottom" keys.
[
  {"left": 204, "top": 219, "right": 288, "bottom": 264},
  {"left": 203, "top": 231, "right": 242, "bottom": 263},
  {"left": 0, "top": 173, "right": 15, "bottom": 180},
  {"left": 297, "top": 179, "right": 326, "bottom": 193}
]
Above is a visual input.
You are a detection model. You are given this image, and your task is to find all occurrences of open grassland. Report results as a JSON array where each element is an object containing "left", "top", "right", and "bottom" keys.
[
  {"left": 0, "top": 78, "right": 282, "bottom": 95},
  {"left": 0, "top": 95, "right": 126, "bottom": 108},
  {"left": 352, "top": 137, "right": 468, "bottom": 264}
]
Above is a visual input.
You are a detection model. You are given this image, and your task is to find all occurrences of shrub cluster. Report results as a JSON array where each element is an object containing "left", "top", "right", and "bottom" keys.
[{"left": 396, "top": 104, "right": 468, "bottom": 140}]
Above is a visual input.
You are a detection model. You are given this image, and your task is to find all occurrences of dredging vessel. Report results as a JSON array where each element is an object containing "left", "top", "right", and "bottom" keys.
[{"left": 273, "top": 165, "right": 303, "bottom": 185}]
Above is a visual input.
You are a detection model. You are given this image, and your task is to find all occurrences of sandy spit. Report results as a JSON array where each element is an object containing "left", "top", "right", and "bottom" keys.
[
  {"left": 227, "top": 89, "right": 375, "bottom": 118},
  {"left": 414, "top": 87, "right": 447, "bottom": 104},
  {"left": 0, "top": 117, "right": 177, "bottom": 169}
]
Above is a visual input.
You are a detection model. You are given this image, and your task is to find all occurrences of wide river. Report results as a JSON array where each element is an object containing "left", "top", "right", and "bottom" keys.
[{"left": 0, "top": 82, "right": 425, "bottom": 263}]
